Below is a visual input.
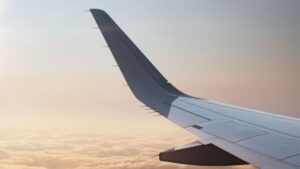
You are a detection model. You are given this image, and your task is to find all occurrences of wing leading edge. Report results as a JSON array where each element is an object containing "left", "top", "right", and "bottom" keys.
[
  {"left": 90, "top": 9, "right": 300, "bottom": 169},
  {"left": 90, "top": 9, "right": 186, "bottom": 117}
]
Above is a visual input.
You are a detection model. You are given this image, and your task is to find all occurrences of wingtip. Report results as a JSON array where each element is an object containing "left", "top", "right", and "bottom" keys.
[{"left": 89, "top": 9, "right": 107, "bottom": 14}]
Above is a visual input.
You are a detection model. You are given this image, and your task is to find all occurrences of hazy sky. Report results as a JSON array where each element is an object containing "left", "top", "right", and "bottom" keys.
[{"left": 0, "top": 0, "right": 299, "bottom": 169}]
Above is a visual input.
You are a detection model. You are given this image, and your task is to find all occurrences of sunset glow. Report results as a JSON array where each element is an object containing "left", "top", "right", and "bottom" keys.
[{"left": 0, "top": 0, "right": 298, "bottom": 169}]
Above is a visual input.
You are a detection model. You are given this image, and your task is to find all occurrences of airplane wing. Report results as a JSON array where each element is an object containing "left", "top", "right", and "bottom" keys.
[{"left": 90, "top": 9, "right": 300, "bottom": 169}]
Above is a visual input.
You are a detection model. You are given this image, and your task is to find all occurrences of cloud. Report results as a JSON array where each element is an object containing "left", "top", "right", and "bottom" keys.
[
  {"left": 0, "top": 150, "right": 9, "bottom": 160},
  {"left": 0, "top": 129, "right": 256, "bottom": 169},
  {"left": 0, "top": 164, "right": 46, "bottom": 169}
]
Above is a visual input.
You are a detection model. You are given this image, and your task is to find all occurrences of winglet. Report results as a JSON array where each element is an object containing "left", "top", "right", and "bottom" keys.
[{"left": 90, "top": 9, "right": 187, "bottom": 116}]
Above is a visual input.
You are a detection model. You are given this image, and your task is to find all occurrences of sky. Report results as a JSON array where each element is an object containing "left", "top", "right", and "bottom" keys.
[{"left": 0, "top": 0, "right": 299, "bottom": 169}]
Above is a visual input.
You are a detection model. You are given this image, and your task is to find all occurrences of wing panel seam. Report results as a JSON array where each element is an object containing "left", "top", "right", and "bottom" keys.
[
  {"left": 163, "top": 101, "right": 211, "bottom": 121},
  {"left": 180, "top": 99, "right": 300, "bottom": 139}
]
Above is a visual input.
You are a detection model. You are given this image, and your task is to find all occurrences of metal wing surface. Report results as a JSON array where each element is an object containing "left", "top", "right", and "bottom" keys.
[{"left": 90, "top": 9, "right": 300, "bottom": 169}]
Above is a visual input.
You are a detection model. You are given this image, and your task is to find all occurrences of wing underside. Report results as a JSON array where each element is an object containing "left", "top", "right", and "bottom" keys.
[{"left": 90, "top": 9, "right": 300, "bottom": 169}]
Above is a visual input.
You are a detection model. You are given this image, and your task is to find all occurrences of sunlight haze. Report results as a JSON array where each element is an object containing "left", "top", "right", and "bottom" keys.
[{"left": 0, "top": 0, "right": 299, "bottom": 169}]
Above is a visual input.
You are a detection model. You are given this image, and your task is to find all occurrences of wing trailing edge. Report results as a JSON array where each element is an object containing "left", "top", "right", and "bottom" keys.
[{"left": 159, "top": 141, "right": 248, "bottom": 166}]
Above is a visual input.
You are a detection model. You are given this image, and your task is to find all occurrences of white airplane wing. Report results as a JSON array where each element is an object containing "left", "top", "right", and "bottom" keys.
[{"left": 90, "top": 9, "right": 300, "bottom": 169}]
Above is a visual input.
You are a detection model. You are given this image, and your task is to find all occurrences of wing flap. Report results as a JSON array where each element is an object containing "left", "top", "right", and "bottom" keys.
[{"left": 159, "top": 141, "right": 248, "bottom": 166}]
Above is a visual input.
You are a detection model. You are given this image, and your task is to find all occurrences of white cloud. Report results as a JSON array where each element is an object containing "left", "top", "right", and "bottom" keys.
[{"left": 0, "top": 129, "right": 256, "bottom": 169}]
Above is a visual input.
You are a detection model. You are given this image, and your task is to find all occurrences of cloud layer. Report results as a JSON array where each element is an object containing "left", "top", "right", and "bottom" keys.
[{"left": 0, "top": 128, "right": 256, "bottom": 169}]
